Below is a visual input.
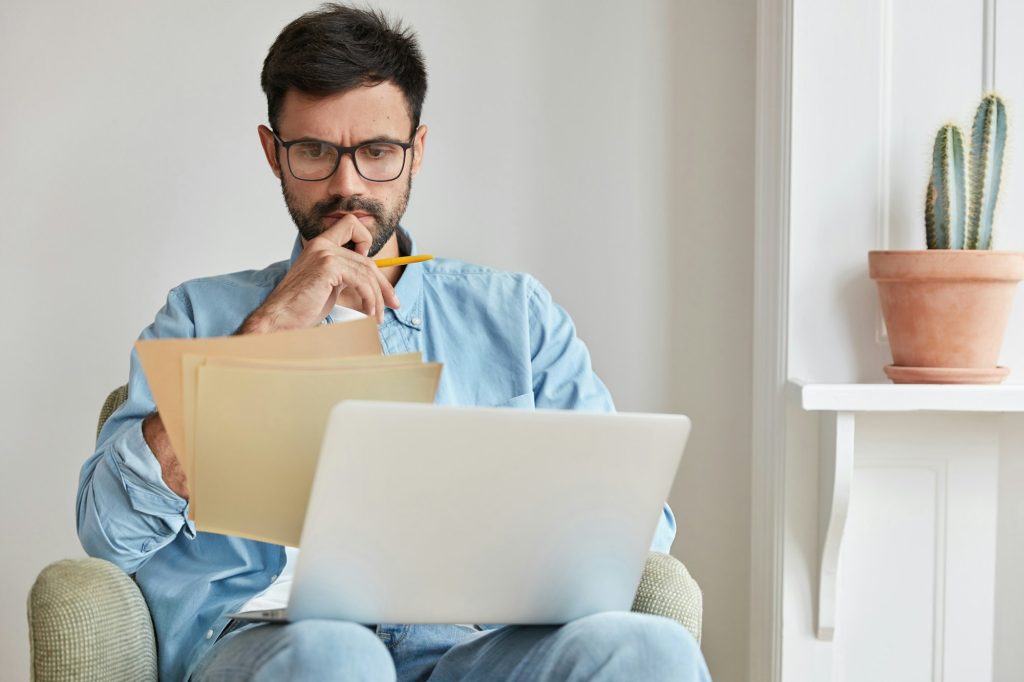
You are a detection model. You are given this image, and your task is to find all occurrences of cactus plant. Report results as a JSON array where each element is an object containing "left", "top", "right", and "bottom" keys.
[
  {"left": 925, "top": 124, "right": 966, "bottom": 249},
  {"left": 872, "top": 92, "right": 1022, "bottom": 383},
  {"left": 924, "top": 93, "right": 1007, "bottom": 250},
  {"left": 967, "top": 94, "right": 1008, "bottom": 249}
]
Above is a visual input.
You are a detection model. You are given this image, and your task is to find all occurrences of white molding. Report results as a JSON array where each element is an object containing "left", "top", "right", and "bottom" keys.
[
  {"left": 816, "top": 412, "right": 855, "bottom": 640},
  {"left": 750, "top": 0, "right": 793, "bottom": 678},
  {"left": 788, "top": 379, "right": 1024, "bottom": 412},
  {"left": 856, "top": 459, "right": 949, "bottom": 680},
  {"left": 875, "top": 0, "right": 894, "bottom": 253},
  {"left": 984, "top": 0, "right": 997, "bottom": 92},
  {"left": 931, "top": 459, "right": 949, "bottom": 682},
  {"left": 875, "top": 0, "right": 894, "bottom": 344}
]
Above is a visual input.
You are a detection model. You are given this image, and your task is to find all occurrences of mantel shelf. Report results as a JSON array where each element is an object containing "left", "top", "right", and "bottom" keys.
[
  {"left": 786, "top": 377, "right": 1024, "bottom": 642},
  {"left": 788, "top": 379, "right": 1024, "bottom": 413}
]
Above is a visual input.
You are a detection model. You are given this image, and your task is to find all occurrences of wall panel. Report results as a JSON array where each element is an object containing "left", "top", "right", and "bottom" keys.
[
  {"left": 790, "top": 0, "right": 987, "bottom": 383},
  {"left": 836, "top": 465, "right": 940, "bottom": 682}
]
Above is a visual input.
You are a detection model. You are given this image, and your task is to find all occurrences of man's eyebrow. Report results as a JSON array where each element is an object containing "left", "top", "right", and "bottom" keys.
[
  {"left": 357, "top": 135, "right": 409, "bottom": 145},
  {"left": 285, "top": 134, "right": 409, "bottom": 146}
]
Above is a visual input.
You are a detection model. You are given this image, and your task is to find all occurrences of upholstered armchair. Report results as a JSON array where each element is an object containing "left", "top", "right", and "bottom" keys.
[{"left": 27, "top": 387, "right": 703, "bottom": 681}]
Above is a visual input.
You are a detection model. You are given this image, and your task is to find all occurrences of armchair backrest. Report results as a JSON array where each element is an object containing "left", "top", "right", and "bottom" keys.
[{"left": 96, "top": 385, "right": 129, "bottom": 441}]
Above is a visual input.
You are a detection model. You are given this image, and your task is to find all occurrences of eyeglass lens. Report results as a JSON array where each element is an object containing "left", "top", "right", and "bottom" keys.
[{"left": 288, "top": 141, "right": 406, "bottom": 181}]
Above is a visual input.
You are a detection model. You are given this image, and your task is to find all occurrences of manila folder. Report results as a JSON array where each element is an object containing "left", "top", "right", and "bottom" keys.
[
  {"left": 193, "top": 362, "right": 441, "bottom": 546},
  {"left": 135, "top": 317, "right": 383, "bottom": 508}
]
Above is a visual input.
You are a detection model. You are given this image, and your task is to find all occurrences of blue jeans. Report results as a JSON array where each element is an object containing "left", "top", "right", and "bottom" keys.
[{"left": 191, "top": 614, "right": 712, "bottom": 681}]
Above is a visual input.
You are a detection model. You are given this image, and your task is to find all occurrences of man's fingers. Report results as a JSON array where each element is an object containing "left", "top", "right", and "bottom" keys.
[
  {"left": 374, "top": 266, "right": 401, "bottom": 310},
  {"left": 351, "top": 279, "right": 378, "bottom": 321},
  {"left": 374, "top": 269, "right": 385, "bottom": 323},
  {"left": 356, "top": 260, "right": 384, "bottom": 322},
  {"left": 292, "top": 221, "right": 397, "bottom": 325},
  {"left": 319, "top": 214, "right": 374, "bottom": 255},
  {"left": 321, "top": 283, "right": 344, "bottom": 320}
]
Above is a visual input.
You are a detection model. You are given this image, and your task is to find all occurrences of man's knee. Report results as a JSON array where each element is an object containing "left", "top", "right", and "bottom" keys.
[
  {"left": 278, "top": 620, "right": 395, "bottom": 681},
  {"left": 560, "top": 612, "right": 708, "bottom": 680}
]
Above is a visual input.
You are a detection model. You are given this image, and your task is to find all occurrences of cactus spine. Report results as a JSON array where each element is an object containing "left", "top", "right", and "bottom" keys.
[
  {"left": 966, "top": 94, "right": 1008, "bottom": 249},
  {"left": 925, "top": 124, "right": 966, "bottom": 249}
]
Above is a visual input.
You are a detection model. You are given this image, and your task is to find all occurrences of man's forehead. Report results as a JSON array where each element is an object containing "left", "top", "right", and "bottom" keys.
[{"left": 276, "top": 83, "right": 413, "bottom": 141}]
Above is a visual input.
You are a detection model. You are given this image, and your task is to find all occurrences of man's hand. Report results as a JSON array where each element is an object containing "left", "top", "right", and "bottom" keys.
[{"left": 239, "top": 215, "right": 400, "bottom": 333}]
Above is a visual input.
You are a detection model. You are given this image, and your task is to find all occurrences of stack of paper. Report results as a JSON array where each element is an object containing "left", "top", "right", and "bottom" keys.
[{"left": 135, "top": 317, "right": 442, "bottom": 545}]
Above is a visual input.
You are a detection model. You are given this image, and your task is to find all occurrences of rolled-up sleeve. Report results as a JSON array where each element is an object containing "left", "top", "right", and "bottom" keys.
[
  {"left": 76, "top": 288, "right": 197, "bottom": 573},
  {"left": 525, "top": 277, "right": 677, "bottom": 553}
]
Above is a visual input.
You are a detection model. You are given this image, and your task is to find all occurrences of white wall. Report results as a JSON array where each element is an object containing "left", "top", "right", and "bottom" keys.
[
  {"left": 775, "top": 0, "right": 1024, "bottom": 679},
  {"left": 668, "top": 3, "right": 756, "bottom": 682},
  {"left": 0, "top": 1, "right": 757, "bottom": 679},
  {"left": 789, "top": 0, "right": 1024, "bottom": 385}
]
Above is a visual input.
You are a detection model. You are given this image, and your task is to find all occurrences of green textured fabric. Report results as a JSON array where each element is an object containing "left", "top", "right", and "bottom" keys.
[
  {"left": 30, "top": 386, "right": 701, "bottom": 681},
  {"left": 632, "top": 551, "right": 703, "bottom": 643},
  {"left": 28, "top": 558, "right": 158, "bottom": 682},
  {"left": 96, "top": 384, "right": 129, "bottom": 441}
]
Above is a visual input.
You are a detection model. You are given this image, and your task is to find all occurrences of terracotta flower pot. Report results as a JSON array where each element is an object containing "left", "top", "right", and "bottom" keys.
[{"left": 868, "top": 250, "right": 1024, "bottom": 384}]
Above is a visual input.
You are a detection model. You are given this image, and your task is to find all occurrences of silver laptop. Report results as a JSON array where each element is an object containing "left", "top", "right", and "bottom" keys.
[{"left": 234, "top": 400, "right": 689, "bottom": 625}]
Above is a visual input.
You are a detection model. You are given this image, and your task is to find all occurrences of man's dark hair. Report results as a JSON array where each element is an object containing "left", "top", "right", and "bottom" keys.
[{"left": 261, "top": 4, "right": 427, "bottom": 134}]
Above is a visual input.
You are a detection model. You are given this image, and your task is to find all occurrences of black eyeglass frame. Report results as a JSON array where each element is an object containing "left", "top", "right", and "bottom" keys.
[{"left": 271, "top": 130, "right": 415, "bottom": 183}]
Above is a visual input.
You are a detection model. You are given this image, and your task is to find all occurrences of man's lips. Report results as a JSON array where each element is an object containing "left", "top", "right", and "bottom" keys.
[{"left": 324, "top": 211, "right": 374, "bottom": 224}]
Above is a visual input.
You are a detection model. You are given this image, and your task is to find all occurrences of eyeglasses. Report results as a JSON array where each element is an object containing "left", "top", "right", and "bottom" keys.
[{"left": 272, "top": 131, "right": 414, "bottom": 182}]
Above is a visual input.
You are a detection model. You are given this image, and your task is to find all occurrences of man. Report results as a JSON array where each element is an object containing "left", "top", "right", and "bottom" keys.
[{"left": 77, "top": 5, "right": 711, "bottom": 681}]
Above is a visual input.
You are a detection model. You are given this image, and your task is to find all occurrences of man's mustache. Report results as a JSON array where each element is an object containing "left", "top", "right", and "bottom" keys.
[{"left": 314, "top": 197, "right": 384, "bottom": 221}]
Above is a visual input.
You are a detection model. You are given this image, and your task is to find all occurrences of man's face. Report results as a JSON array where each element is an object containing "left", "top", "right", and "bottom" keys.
[{"left": 257, "top": 83, "right": 427, "bottom": 256}]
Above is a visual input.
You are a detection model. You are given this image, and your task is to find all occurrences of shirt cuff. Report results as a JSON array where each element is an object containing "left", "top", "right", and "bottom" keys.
[{"left": 111, "top": 420, "right": 197, "bottom": 539}]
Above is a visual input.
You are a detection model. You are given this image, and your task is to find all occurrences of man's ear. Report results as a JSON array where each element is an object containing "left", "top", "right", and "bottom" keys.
[
  {"left": 410, "top": 124, "right": 427, "bottom": 178},
  {"left": 257, "top": 125, "right": 282, "bottom": 178}
]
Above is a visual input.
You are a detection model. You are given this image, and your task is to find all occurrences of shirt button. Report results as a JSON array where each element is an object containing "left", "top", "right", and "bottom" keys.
[
  {"left": 205, "top": 629, "right": 214, "bottom": 640},
  {"left": 270, "top": 574, "right": 278, "bottom": 582},
  {"left": 411, "top": 317, "right": 422, "bottom": 326}
]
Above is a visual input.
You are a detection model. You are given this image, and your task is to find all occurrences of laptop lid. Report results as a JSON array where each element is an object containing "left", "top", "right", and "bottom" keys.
[{"left": 287, "top": 401, "right": 690, "bottom": 625}]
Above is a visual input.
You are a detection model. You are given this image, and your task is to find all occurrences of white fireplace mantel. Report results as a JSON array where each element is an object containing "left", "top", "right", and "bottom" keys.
[
  {"left": 787, "top": 381, "right": 1024, "bottom": 414},
  {"left": 786, "top": 379, "right": 1024, "bottom": 644}
]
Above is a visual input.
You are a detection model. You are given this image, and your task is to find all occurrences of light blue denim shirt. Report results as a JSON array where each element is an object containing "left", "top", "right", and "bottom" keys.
[{"left": 77, "top": 228, "right": 676, "bottom": 682}]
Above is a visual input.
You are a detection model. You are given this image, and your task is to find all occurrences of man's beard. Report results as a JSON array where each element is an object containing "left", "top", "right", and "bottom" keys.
[{"left": 281, "top": 174, "right": 411, "bottom": 257}]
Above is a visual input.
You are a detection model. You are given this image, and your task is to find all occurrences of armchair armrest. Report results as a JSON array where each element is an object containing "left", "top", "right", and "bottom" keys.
[
  {"left": 632, "top": 551, "right": 703, "bottom": 643},
  {"left": 28, "top": 558, "right": 157, "bottom": 682}
]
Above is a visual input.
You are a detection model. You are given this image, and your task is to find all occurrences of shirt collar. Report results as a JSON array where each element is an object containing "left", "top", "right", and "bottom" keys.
[{"left": 287, "top": 225, "right": 424, "bottom": 330}]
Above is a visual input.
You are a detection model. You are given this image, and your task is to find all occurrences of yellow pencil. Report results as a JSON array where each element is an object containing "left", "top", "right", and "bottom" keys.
[{"left": 373, "top": 254, "right": 434, "bottom": 268}]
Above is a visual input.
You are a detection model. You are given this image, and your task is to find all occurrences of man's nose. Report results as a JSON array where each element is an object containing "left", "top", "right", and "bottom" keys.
[{"left": 327, "top": 152, "right": 365, "bottom": 196}]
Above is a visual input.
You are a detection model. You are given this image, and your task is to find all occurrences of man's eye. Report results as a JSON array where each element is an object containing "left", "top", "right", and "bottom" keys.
[
  {"left": 295, "top": 143, "right": 328, "bottom": 160},
  {"left": 361, "top": 144, "right": 398, "bottom": 160}
]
